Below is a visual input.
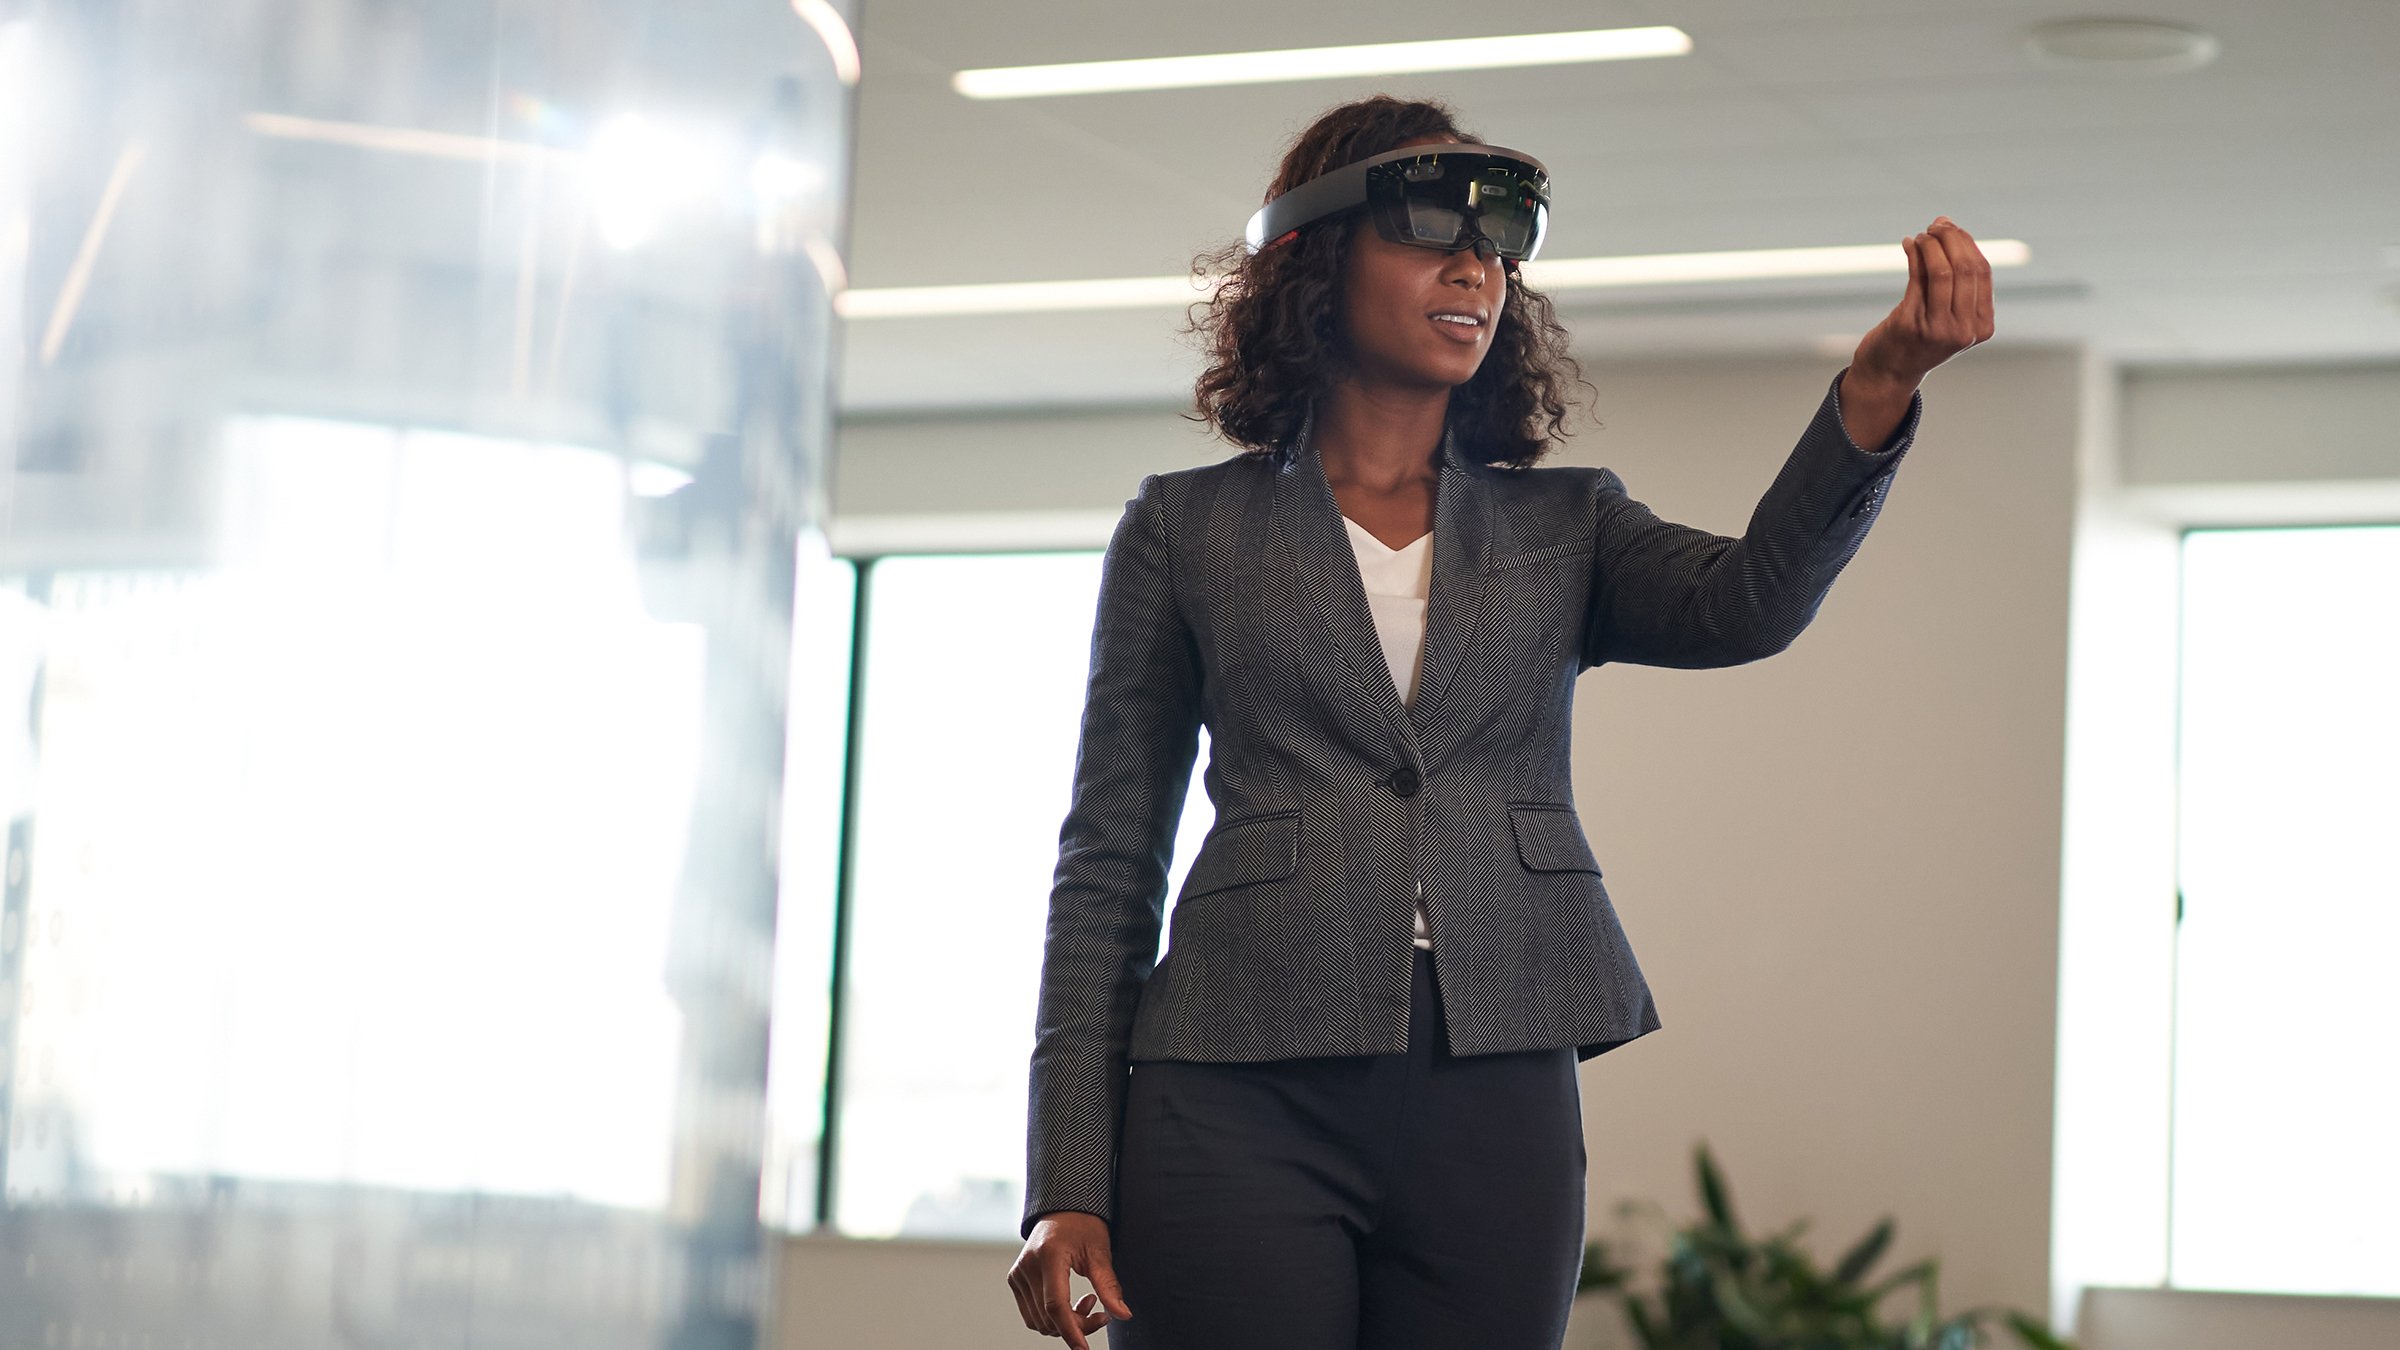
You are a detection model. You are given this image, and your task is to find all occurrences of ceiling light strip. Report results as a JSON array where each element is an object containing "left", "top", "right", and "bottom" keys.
[
  {"left": 1528, "top": 239, "right": 2030, "bottom": 287},
  {"left": 953, "top": 26, "right": 1691, "bottom": 99},
  {"left": 244, "top": 111, "right": 566, "bottom": 164},
  {"left": 836, "top": 240, "right": 2031, "bottom": 317},
  {"left": 836, "top": 274, "right": 1213, "bottom": 318}
]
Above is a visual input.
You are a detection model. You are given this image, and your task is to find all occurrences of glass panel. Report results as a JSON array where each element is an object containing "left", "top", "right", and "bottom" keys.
[
  {"left": 2171, "top": 524, "right": 2400, "bottom": 1296},
  {"left": 0, "top": 1, "right": 857, "bottom": 1345},
  {"left": 834, "top": 551, "right": 1213, "bottom": 1238}
]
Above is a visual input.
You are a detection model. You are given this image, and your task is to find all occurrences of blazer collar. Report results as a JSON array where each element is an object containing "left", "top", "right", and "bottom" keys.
[{"left": 1275, "top": 405, "right": 1496, "bottom": 762}]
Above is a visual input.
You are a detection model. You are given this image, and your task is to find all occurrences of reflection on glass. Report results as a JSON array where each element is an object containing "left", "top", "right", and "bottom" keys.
[
  {"left": 834, "top": 551, "right": 1214, "bottom": 1238},
  {"left": 0, "top": 1, "right": 856, "bottom": 1345},
  {"left": 13, "top": 423, "right": 698, "bottom": 1207},
  {"left": 2172, "top": 525, "right": 2400, "bottom": 1297}
]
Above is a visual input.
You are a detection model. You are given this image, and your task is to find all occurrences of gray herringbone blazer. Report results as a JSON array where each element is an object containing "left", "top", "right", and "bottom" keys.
[{"left": 1022, "top": 368, "right": 1921, "bottom": 1238}]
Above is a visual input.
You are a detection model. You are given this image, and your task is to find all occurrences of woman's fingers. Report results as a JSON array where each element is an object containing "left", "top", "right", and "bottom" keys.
[
  {"left": 1965, "top": 225, "right": 1995, "bottom": 342},
  {"left": 1864, "top": 216, "right": 1995, "bottom": 383},
  {"left": 1046, "top": 1261, "right": 1089, "bottom": 1347},
  {"left": 1006, "top": 1254, "right": 1048, "bottom": 1333},
  {"left": 1067, "top": 1294, "right": 1111, "bottom": 1345},
  {"left": 1008, "top": 1274, "right": 1041, "bottom": 1333},
  {"left": 1919, "top": 225, "right": 1953, "bottom": 336},
  {"left": 1901, "top": 234, "right": 1925, "bottom": 330},
  {"left": 1940, "top": 218, "right": 1977, "bottom": 336},
  {"left": 1076, "top": 1292, "right": 1118, "bottom": 1334},
  {"left": 1929, "top": 217, "right": 1994, "bottom": 346}
]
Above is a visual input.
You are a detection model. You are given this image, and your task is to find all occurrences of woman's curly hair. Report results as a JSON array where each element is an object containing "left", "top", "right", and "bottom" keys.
[{"left": 1183, "top": 95, "right": 1594, "bottom": 469}]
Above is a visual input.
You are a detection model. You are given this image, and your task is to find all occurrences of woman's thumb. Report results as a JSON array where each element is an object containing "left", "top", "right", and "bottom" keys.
[{"left": 1086, "top": 1252, "right": 1134, "bottom": 1321}]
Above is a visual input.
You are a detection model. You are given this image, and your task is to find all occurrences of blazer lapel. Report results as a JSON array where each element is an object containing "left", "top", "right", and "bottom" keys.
[
  {"left": 1409, "top": 427, "right": 1494, "bottom": 744},
  {"left": 1280, "top": 413, "right": 1494, "bottom": 762}
]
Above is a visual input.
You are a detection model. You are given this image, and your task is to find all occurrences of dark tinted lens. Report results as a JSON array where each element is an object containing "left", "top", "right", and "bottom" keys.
[
  {"left": 1369, "top": 157, "right": 1549, "bottom": 260},
  {"left": 1465, "top": 171, "right": 1542, "bottom": 257},
  {"left": 1398, "top": 198, "right": 1467, "bottom": 245}
]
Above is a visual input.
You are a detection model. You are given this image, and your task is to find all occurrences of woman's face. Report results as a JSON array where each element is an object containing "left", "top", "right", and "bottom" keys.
[{"left": 1334, "top": 138, "right": 1509, "bottom": 393}]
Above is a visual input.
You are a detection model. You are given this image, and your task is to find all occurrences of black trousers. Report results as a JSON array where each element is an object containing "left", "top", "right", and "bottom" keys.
[{"left": 1108, "top": 947, "right": 1588, "bottom": 1350}]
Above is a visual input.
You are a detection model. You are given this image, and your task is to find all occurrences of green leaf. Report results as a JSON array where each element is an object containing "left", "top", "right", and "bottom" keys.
[
  {"left": 1710, "top": 1269, "right": 1775, "bottom": 1339},
  {"left": 1581, "top": 1240, "right": 1633, "bottom": 1293},
  {"left": 1906, "top": 1295, "right": 1937, "bottom": 1346},
  {"left": 1867, "top": 1259, "right": 1938, "bottom": 1302},
  {"left": 1777, "top": 1249, "right": 1836, "bottom": 1308},
  {"left": 1696, "top": 1141, "right": 1740, "bottom": 1235},
  {"left": 2004, "top": 1310, "right": 2075, "bottom": 1350},
  {"left": 1626, "top": 1298, "right": 1664, "bottom": 1350},
  {"left": 1835, "top": 1218, "right": 1895, "bottom": 1285}
]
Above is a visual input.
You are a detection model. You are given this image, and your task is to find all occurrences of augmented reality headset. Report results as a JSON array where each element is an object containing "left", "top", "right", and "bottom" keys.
[{"left": 1243, "top": 142, "right": 1550, "bottom": 265}]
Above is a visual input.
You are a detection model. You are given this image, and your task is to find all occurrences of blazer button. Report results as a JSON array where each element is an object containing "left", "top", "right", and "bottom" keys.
[{"left": 1386, "top": 766, "right": 1421, "bottom": 798}]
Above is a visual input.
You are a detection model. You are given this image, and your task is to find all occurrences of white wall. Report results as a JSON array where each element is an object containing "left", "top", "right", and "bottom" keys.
[
  {"left": 786, "top": 350, "right": 2400, "bottom": 1350},
  {"left": 2122, "top": 361, "right": 2400, "bottom": 486},
  {"left": 1544, "top": 351, "right": 2074, "bottom": 1348}
]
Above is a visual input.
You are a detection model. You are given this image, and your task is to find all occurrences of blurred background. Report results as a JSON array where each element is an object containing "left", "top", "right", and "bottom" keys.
[{"left": 3, "top": 2, "right": 2396, "bottom": 1349}]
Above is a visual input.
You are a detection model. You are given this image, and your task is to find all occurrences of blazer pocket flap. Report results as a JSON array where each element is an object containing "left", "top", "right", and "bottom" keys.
[
  {"left": 1491, "top": 541, "right": 1594, "bottom": 571},
  {"left": 1509, "top": 805, "right": 1602, "bottom": 875},
  {"left": 1181, "top": 810, "right": 1299, "bottom": 899}
]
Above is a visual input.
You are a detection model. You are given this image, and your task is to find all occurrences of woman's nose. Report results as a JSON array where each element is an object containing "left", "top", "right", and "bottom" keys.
[{"left": 1445, "top": 242, "right": 1494, "bottom": 285}]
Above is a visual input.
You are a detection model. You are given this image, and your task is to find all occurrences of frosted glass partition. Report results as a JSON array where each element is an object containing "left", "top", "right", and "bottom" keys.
[{"left": 0, "top": 2, "right": 857, "bottom": 1347}]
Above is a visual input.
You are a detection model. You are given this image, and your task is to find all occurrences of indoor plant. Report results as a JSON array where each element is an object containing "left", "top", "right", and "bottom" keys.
[{"left": 1577, "top": 1142, "right": 2076, "bottom": 1350}]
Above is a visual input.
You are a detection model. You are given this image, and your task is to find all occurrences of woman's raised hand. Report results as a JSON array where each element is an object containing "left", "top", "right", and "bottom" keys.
[
  {"left": 1008, "top": 1211, "right": 1133, "bottom": 1349},
  {"left": 1852, "top": 216, "right": 1996, "bottom": 389}
]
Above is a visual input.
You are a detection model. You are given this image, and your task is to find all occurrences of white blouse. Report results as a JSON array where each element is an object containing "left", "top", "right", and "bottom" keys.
[{"left": 1341, "top": 514, "right": 1436, "bottom": 951}]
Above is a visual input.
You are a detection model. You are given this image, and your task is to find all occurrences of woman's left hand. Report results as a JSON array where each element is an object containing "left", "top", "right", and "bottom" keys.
[{"left": 1851, "top": 216, "right": 1996, "bottom": 389}]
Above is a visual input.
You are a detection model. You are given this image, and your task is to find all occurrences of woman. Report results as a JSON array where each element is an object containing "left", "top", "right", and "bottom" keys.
[{"left": 1006, "top": 95, "right": 1992, "bottom": 1350}]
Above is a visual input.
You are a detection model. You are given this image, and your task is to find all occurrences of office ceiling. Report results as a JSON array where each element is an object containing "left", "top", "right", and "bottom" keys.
[{"left": 834, "top": 0, "right": 2400, "bottom": 414}]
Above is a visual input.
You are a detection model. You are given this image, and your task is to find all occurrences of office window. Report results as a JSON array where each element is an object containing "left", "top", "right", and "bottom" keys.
[
  {"left": 2171, "top": 524, "right": 2399, "bottom": 1296},
  {"left": 762, "top": 536, "right": 856, "bottom": 1229},
  {"left": 831, "top": 550, "right": 1213, "bottom": 1238}
]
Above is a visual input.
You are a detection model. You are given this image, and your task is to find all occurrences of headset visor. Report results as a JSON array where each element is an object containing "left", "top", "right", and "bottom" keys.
[
  {"left": 1366, "top": 152, "right": 1549, "bottom": 261},
  {"left": 1244, "top": 143, "right": 1551, "bottom": 263}
]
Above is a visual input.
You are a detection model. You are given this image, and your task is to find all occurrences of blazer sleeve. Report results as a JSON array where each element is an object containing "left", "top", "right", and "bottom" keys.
[
  {"left": 1580, "top": 367, "right": 1922, "bottom": 671},
  {"left": 1022, "top": 472, "right": 1205, "bottom": 1239}
]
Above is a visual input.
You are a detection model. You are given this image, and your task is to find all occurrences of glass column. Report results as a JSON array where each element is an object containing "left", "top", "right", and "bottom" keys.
[{"left": 0, "top": 2, "right": 857, "bottom": 1346}]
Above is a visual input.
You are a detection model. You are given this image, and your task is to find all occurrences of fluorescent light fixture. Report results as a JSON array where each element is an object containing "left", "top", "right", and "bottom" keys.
[
  {"left": 835, "top": 239, "right": 2032, "bottom": 318},
  {"left": 1523, "top": 238, "right": 2031, "bottom": 288},
  {"left": 953, "top": 25, "right": 1691, "bottom": 99},
  {"left": 836, "top": 274, "right": 1212, "bottom": 318},
  {"left": 244, "top": 111, "right": 566, "bottom": 164}
]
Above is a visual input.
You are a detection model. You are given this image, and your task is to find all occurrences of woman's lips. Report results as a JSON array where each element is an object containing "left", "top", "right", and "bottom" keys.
[{"left": 1427, "top": 315, "right": 1484, "bottom": 345}]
